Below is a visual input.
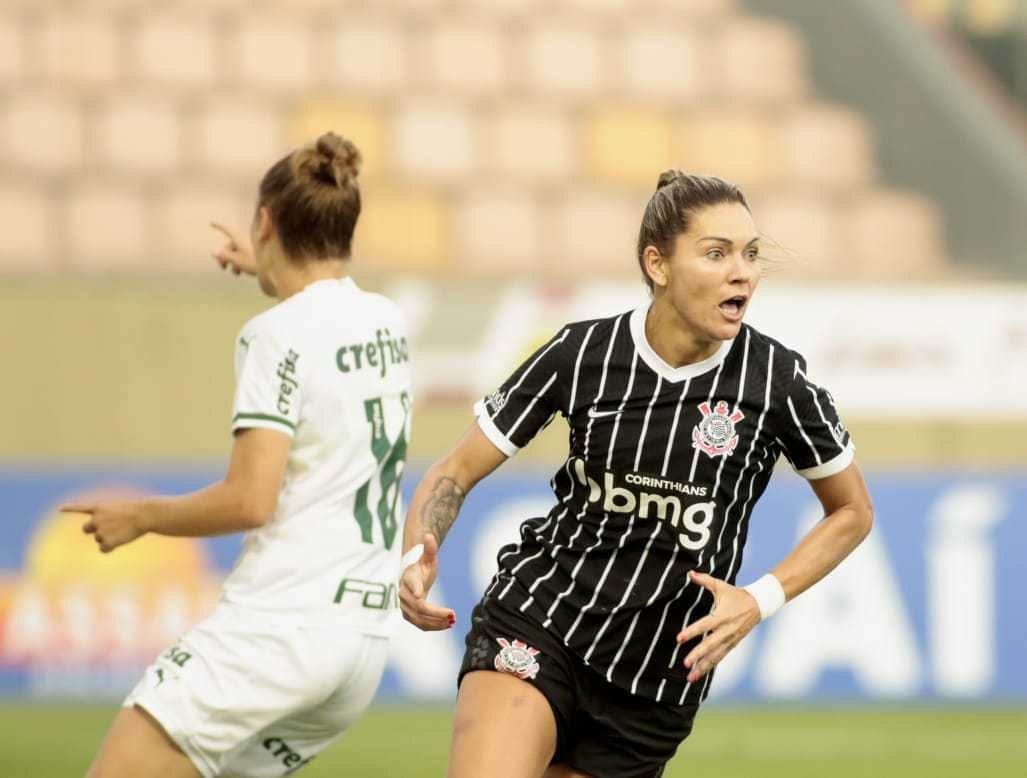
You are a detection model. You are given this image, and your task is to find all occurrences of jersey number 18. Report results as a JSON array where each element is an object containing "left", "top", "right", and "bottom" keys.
[{"left": 353, "top": 393, "right": 410, "bottom": 550}]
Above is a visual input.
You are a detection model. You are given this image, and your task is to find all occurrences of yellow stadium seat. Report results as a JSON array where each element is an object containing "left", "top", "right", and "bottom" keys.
[
  {"left": 0, "top": 183, "right": 59, "bottom": 271},
  {"left": 66, "top": 182, "right": 149, "bottom": 270},
  {"left": 356, "top": 188, "right": 450, "bottom": 271},
  {"left": 98, "top": 96, "right": 182, "bottom": 175},
  {"left": 393, "top": 100, "right": 479, "bottom": 183},
  {"left": 6, "top": 92, "right": 83, "bottom": 174},
  {"left": 962, "top": 0, "right": 1018, "bottom": 35},
  {"left": 484, "top": 105, "right": 578, "bottom": 184},
  {"left": 777, "top": 104, "right": 876, "bottom": 190},
  {"left": 456, "top": 189, "right": 544, "bottom": 271},
  {"left": 233, "top": 15, "right": 317, "bottom": 93},
  {"left": 584, "top": 108, "right": 675, "bottom": 188},
  {"left": 288, "top": 99, "right": 388, "bottom": 181}
]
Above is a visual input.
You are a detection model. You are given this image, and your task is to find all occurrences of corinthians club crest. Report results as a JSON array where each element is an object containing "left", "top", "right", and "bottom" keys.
[
  {"left": 494, "top": 638, "right": 541, "bottom": 680},
  {"left": 692, "top": 400, "right": 744, "bottom": 458}
]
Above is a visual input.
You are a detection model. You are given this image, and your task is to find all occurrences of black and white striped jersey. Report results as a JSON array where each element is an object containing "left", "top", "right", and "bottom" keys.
[{"left": 474, "top": 304, "right": 854, "bottom": 705}]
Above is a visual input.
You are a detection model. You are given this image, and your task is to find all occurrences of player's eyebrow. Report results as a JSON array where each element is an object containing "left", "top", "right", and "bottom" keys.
[{"left": 698, "top": 236, "right": 760, "bottom": 247}]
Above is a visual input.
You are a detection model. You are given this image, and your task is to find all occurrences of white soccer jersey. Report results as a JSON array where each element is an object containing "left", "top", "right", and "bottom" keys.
[{"left": 223, "top": 277, "right": 412, "bottom": 636}]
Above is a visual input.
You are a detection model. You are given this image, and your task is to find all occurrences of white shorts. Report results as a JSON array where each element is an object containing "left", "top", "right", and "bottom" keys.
[{"left": 124, "top": 602, "right": 388, "bottom": 777}]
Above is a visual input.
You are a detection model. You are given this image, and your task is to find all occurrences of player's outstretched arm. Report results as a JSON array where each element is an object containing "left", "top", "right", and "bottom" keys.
[
  {"left": 398, "top": 422, "right": 508, "bottom": 631},
  {"left": 62, "top": 428, "right": 290, "bottom": 553},
  {"left": 677, "top": 461, "right": 873, "bottom": 683}
]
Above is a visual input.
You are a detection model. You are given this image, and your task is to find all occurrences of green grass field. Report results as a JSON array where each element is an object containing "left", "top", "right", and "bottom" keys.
[{"left": 2, "top": 704, "right": 1024, "bottom": 777}]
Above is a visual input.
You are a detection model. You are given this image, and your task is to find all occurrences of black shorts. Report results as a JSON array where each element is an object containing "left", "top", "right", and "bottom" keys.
[{"left": 457, "top": 598, "right": 699, "bottom": 778}]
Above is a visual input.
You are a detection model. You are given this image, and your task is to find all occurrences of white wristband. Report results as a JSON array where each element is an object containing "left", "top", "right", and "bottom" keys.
[
  {"left": 400, "top": 544, "right": 424, "bottom": 572},
  {"left": 743, "top": 574, "right": 786, "bottom": 621}
]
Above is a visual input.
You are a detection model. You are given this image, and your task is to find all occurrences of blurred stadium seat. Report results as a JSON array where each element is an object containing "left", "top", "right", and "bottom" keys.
[
  {"left": 484, "top": 105, "right": 579, "bottom": 183},
  {"left": 0, "top": 0, "right": 990, "bottom": 280},
  {"left": 332, "top": 15, "right": 409, "bottom": 95}
]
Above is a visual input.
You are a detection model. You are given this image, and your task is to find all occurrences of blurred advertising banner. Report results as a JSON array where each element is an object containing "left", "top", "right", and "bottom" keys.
[
  {"left": 401, "top": 282, "right": 1027, "bottom": 416},
  {"left": 1, "top": 466, "right": 1024, "bottom": 703}
]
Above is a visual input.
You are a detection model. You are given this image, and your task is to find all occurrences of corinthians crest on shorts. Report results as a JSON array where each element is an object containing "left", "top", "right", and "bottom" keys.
[
  {"left": 494, "top": 638, "right": 541, "bottom": 680},
  {"left": 692, "top": 400, "right": 744, "bottom": 458}
]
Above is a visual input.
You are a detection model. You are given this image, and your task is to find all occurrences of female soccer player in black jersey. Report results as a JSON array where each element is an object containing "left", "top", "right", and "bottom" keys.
[{"left": 399, "top": 172, "right": 873, "bottom": 778}]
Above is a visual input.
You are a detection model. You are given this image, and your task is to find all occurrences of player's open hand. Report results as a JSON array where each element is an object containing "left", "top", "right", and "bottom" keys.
[
  {"left": 676, "top": 570, "right": 760, "bottom": 683},
  {"left": 211, "top": 221, "right": 257, "bottom": 276},
  {"left": 398, "top": 533, "right": 456, "bottom": 631},
  {"left": 61, "top": 500, "right": 148, "bottom": 553}
]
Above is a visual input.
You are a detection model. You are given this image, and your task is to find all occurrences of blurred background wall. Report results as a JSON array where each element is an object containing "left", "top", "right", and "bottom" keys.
[{"left": 0, "top": 0, "right": 1025, "bottom": 706}]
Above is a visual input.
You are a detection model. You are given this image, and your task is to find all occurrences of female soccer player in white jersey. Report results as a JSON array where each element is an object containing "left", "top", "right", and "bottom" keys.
[
  {"left": 399, "top": 172, "right": 874, "bottom": 778},
  {"left": 63, "top": 133, "right": 412, "bottom": 778}
]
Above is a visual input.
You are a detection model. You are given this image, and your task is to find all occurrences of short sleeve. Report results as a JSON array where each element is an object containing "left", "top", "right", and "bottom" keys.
[
  {"left": 474, "top": 329, "right": 570, "bottom": 457},
  {"left": 777, "top": 355, "right": 854, "bottom": 479},
  {"left": 231, "top": 328, "right": 302, "bottom": 438}
]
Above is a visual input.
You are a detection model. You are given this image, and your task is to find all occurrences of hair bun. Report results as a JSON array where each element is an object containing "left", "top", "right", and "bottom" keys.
[
  {"left": 656, "top": 169, "right": 685, "bottom": 191},
  {"left": 297, "top": 132, "right": 362, "bottom": 188}
]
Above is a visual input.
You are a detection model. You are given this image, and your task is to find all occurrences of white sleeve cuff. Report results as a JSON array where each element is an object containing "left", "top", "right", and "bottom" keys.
[
  {"left": 795, "top": 440, "right": 855, "bottom": 480},
  {"left": 231, "top": 412, "right": 296, "bottom": 438},
  {"left": 473, "top": 400, "right": 518, "bottom": 458}
]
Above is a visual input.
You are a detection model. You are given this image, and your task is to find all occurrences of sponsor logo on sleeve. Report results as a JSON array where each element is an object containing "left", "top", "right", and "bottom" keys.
[
  {"left": 276, "top": 350, "right": 300, "bottom": 414},
  {"left": 485, "top": 389, "right": 507, "bottom": 414}
]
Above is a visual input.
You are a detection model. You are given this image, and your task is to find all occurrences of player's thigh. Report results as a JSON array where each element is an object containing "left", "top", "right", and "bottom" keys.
[
  {"left": 448, "top": 670, "right": 558, "bottom": 778},
  {"left": 221, "top": 633, "right": 389, "bottom": 777},
  {"left": 87, "top": 704, "right": 200, "bottom": 778}
]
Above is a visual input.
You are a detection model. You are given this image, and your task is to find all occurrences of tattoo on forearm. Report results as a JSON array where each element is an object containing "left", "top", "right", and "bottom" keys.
[{"left": 421, "top": 476, "right": 466, "bottom": 547}]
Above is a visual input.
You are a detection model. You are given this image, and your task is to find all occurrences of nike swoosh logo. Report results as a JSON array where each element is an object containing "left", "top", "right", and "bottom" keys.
[{"left": 587, "top": 408, "right": 621, "bottom": 419}]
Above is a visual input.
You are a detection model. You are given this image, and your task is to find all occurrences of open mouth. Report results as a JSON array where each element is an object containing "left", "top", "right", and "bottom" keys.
[{"left": 718, "top": 295, "right": 748, "bottom": 317}]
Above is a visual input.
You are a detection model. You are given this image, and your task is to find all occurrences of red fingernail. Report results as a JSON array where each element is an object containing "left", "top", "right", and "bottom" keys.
[{"left": 447, "top": 614, "right": 456, "bottom": 626}]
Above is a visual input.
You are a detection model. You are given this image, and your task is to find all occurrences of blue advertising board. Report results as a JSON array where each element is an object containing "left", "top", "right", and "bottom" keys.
[{"left": 0, "top": 465, "right": 1024, "bottom": 702}]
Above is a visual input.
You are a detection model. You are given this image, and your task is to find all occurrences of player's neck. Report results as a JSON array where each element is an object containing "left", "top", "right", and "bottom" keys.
[
  {"left": 645, "top": 302, "right": 719, "bottom": 367},
  {"left": 272, "top": 258, "right": 348, "bottom": 300}
]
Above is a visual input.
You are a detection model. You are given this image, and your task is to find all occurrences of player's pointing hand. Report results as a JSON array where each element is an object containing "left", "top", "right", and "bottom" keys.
[
  {"left": 211, "top": 221, "right": 257, "bottom": 276},
  {"left": 399, "top": 533, "right": 456, "bottom": 631},
  {"left": 61, "top": 499, "right": 149, "bottom": 554},
  {"left": 676, "top": 570, "right": 760, "bottom": 684}
]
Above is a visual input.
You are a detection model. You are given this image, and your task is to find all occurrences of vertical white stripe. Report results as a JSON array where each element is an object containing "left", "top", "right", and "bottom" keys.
[
  {"left": 502, "top": 315, "right": 625, "bottom": 611},
  {"left": 661, "top": 380, "right": 691, "bottom": 478},
  {"left": 501, "top": 329, "right": 568, "bottom": 401},
  {"left": 660, "top": 331, "right": 751, "bottom": 698},
  {"left": 568, "top": 323, "right": 598, "bottom": 413},
  {"left": 678, "top": 342, "right": 774, "bottom": 704},
  {"left": 506, "top": 372, "right": 558, "bottom": 438},
  {"left": 568, "top": 369, "right": 662, "bottom": 647},
  {"left": 545, "top": 351, "right": 639, "bottom": 630},
  {"left": 623, "top": 379, "right": 691, "bottom": 693},
  {"left": 787, "top": 396, "right": 822, "bottom": 466}
]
